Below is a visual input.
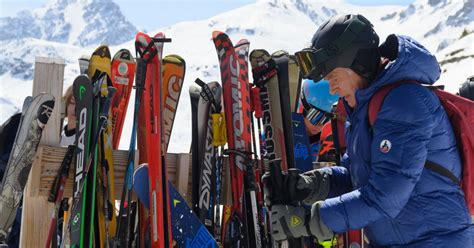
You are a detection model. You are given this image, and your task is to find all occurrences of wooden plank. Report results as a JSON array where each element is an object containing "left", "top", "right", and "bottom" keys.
[
  {"left": 27, "top": 146, "right": 44, "bottom": 197},
  {"left": 36, "top": 145, "right": 139, "bottom": 200},
  {"left": 175, "top": 153, "right": 190, "bottom": 197},
  {"left": 20, "top": 57, "right": 65, "bottom": 248}
]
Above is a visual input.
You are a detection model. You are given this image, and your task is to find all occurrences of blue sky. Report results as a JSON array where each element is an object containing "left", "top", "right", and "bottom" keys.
[{"left": 0, "top": 0, "right": 415, "bottom": 31}]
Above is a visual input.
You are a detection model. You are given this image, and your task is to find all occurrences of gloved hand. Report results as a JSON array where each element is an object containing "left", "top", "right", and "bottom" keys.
[
  {"left": 270, "top": 201, "right": 333, "bottom": 242},
  {"left": 262, "top": 159, "right": 331, "bottom": 206}
]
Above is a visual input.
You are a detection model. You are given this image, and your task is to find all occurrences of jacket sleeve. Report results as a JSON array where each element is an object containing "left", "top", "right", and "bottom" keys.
[
  {"left": 319, "top": 84, "right": 439, "bottom": 233},
  {"left": 325, "top": 153, "right": 353, "bottom": 198}
]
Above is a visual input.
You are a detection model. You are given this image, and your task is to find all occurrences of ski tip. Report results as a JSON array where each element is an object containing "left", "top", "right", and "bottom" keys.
[
  {"left": 271, "top": 50, "right": 290, "bottom": 58},
  {"left": 189, "top": 85, "right": 201, "bottom": 95},
  {"left": 163, "top": 54, "right": 185, "bottom": 65},
  {"left": 73, "top": 74, "right": 91, "bottom": 83},
  {"left": 153, "top": 32, "right": 165, "bottom": 39},
  {"left": 112, "top": 49, "right": 133, "bottom": 62},
  {"left": 135, "top": 32, "right": 152, "bottom": 47},
  {"left": 92, "top": 44, "right": 111, "bottom": 58},
  {"left": 235, "top": 39, "right": 250, "bottom": 47},
  {"left": 211, "top": 30, "right": 226, "bottom": 39}
]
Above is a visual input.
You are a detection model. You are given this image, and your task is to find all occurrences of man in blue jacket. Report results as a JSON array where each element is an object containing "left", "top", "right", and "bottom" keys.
[{"left": 266, "top": 14, "right": 473, "bottom": 247}]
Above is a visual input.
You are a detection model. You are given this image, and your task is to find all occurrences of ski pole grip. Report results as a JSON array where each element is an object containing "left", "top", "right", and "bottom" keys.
[
  {"left": 195, "top": 78, "right": 215, "bottom": 104},
  {"left": 151, "top": 37, "right": 172, "bottom": 43},
  {"left": 269, "top": 159, "right": 283, "bottom": 193},
  {"left": 287, "top": 168, "right": 301, "bottom": 204}
]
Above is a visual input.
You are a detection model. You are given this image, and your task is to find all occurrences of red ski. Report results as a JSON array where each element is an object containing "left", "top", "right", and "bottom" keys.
[
  {"left": 111, "top": 48, "right": 136, "bottom": 149},
  {"left": 135, "top": 31, "right": 172, "bottom": 248},
  {"left": 212, "top": 30, "right": 252, "bottom": 248}
]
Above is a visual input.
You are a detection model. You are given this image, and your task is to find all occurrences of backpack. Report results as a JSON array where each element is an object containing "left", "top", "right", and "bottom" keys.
[
  {"left": 459, "top": 76, "right": 474, "bottom": 101},
  {"left": 368, "top": 81, "right": 474, "bottom": 217}
]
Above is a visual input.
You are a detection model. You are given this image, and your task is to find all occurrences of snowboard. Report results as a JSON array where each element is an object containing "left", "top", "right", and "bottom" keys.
[{"left": 0, "top": 93, "right": 55, "bottom": 242}]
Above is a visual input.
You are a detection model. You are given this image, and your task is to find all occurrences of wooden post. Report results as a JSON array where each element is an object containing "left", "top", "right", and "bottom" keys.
[
  {"left": 30, "top": 56, "right": 65, "bottom": 146},
  {"left": 175, "top": 153, "right": 190, "bottom": 197},
  {"left": 20, "top": 57, "right": 65, "bottom": 247}
]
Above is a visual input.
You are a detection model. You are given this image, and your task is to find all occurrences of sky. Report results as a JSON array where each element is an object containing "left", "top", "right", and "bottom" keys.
[{"left": 0, "top": 0, "right": 415, "bottom": 31}]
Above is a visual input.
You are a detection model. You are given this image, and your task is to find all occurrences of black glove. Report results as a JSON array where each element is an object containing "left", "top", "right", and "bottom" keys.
[
  {"left": 262, "top": 159, "right": 331, "bottom": 206},
  {"left": 262, "top": 159, "right": 310, "bottom": 206}
]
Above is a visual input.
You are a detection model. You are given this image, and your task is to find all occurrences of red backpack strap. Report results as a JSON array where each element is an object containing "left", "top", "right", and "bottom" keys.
[{"left": 368, "top": 82, "right": 416, "bottom": 126}]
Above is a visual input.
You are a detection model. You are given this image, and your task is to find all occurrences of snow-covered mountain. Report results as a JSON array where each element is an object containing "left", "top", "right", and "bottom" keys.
[
  {"left": 0, "top": 0, "right": 137, "bottom": 47},
  {"left": 0, "top": 0, "right": 472, "bottom": 153}
]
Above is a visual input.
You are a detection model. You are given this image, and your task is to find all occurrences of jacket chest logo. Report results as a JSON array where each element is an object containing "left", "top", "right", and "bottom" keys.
[{"left": 380, "top": 139, "right": 392, "bottom": 153}]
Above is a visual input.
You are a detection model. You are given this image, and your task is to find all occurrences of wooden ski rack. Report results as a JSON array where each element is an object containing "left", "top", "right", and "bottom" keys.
[{"left": 19, "top": 57, "right": 233, "bottom": 247}]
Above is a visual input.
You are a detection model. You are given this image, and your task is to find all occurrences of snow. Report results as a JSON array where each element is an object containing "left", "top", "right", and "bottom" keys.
[
  {"left": 0, "top": 0, "right": 473, "bottom": 153},
  {"left": 64, "top": 1, "right": 86, "bottom": 44}
]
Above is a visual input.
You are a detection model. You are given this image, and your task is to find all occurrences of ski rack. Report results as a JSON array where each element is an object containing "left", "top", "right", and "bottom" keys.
[
  {"left": 18, "top": 56, "right": 245, "bottom": 246},
  {"left": 18, "top": 57, "right": 232, "bottom": 246}
]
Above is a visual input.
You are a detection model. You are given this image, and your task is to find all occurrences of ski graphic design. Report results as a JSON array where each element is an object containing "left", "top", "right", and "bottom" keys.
[
  {"left": 162, "top": 54, "right": 186, "bottom": 150},
  {"left": 235, "top": 39, "right": 263, "bottom": 248},
  {"left": 70, "top": 75, "right": 93, "bottom": 248},
  {"left": 194, "top": 79, "right": 222, "bottom": 234},
  {"left": 212, "top": 30, "right": 252, "bottom": 248},
  {"left": 249, "top": 49, "right": 288, "bottom": 170},
  {"left": 132, "top": 165, "right": 218, "bottom": 248},
  {"left": 0, "top": 93, "right": 55, "bottom": 242}
]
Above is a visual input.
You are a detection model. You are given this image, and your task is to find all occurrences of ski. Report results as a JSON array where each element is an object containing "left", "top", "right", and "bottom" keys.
[
  {"left": 111, "top": 49, "right": 136, "bottom": 149},
  {"left": 249, "top": 49, "right": 288, "bottom": 170},
  {"left": 114, "top": 50, "right": 147, "bottom": 248},
  {"left": 288, "top": 55, "right": 301, "bottom": 113},
  {"left": 135, "top": 31, "right": 173, "bottom": 248},
  {"left": 98, "top": 74, "right": 118, "bottom": 247},
  {"left": 235, "top": 39, "right": 264, "bottom": 248},
  {"left": 69, "top": 74, "right": 93, "bottom": 248},
  {"left": 250, "top": 49, "right": 305, "bottom": 247},
  {"left": 0, "top": 93, "right": 55, "bottom": 242},
  {"left": 189, "top": 85, "right": 201, "bottom": 217},
  {"left": 194, "top": 78, "right": 222, "bottom": 235},
  {"left": 162, "top": 54, "right": 186, "bottom": 150},
  {"left": 132, "top": 165, "right": 218, "bottom": 248},
  {"left": 212, "top": 30, "right": 252, "bottom": 248},
  {"left": 88, "top": 45, "right": 114, "bottom": 248},
  {"left": 64, "top": 83, "right": 115, "bottom": 248}
]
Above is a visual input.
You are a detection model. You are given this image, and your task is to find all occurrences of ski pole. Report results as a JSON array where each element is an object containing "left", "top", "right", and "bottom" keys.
[{"left": 45, "top": 145, "right": 75, "bottom": 248}]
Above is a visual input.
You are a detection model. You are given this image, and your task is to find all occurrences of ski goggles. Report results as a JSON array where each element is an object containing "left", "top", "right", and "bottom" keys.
[
  {"left": 305, "top": 107, "right": 331, "bottom": 126},
  {"left": 300, "top": 93, "right": 331, "bottom": 126},
  {"left": 295, "top": 48, "right": 329, "bottom": 82}
]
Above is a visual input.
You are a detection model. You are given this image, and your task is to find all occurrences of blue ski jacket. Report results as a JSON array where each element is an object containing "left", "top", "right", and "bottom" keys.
[{"left": 319, "top": 35, "right": 473, "bottom": 247}]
